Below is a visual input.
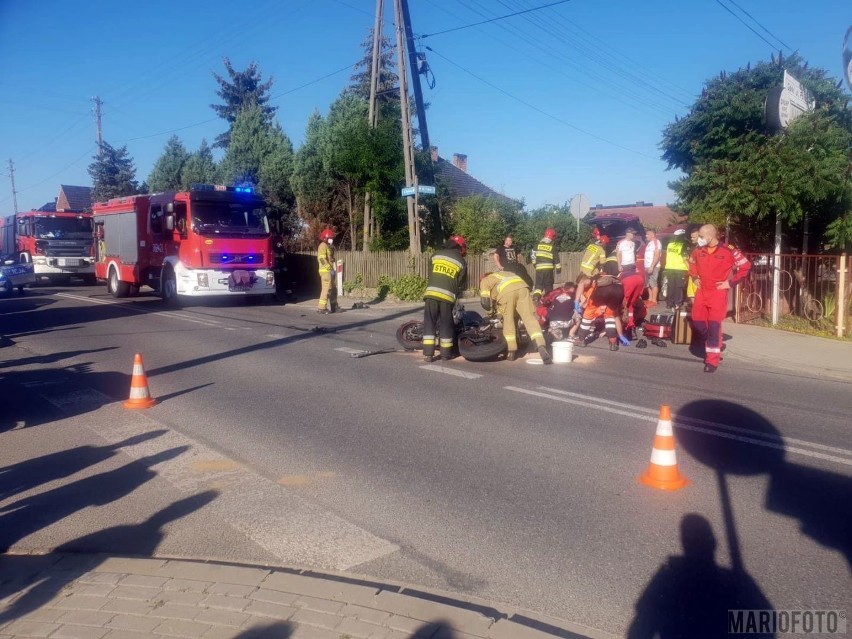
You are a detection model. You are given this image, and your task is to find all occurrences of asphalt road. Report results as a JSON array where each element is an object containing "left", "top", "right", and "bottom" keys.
[{"left": 1, "top": 284, "right": 850, "bottom": 637}]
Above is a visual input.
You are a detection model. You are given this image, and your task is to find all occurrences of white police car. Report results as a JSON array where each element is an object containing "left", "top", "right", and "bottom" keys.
[{"left": 0, "top": 255, "right": 36, "bottom": 297}]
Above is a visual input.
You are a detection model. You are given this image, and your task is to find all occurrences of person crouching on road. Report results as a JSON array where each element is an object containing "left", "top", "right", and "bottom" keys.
[
  {"left": 422, "top": 235, "right": 468, "bottom": 363},
  {"left": 575, "top": 268, "right": 631, "bottom": 351},
  {"left": 317, "top": 228, "right": 336, "bottom": 314},
  {"left": 532, "top": 228, "right": 560, "bottom": 302},
  {"left": 689, "top": 224, "right": 751, "bottom": 373},
  {"left": 537, "top": 280, "right": 578, "bottom": 341},
  {"left": 480, "top": 271, "right": 552, "bottom": 364}
]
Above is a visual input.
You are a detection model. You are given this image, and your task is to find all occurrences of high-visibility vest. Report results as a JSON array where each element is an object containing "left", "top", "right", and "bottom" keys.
[
  {"left": 534, "top": 242, "right": 555, "bottom": 270},
  {"left": 665, "top": 240, "right": 688, "bottom": 271},
  {"left": 424, "top": 248, "right": 466, "bottom": 303},
  {"left": 580, "top": 243, "right": 606, "bottom": 276}
]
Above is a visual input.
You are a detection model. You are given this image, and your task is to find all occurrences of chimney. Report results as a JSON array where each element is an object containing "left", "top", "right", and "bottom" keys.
[
  {"left": 452, "top": 153, "right": 468, "bottom": 173},
  {"left": 430, "top": 146, "right": 438, "bottom": 163}
]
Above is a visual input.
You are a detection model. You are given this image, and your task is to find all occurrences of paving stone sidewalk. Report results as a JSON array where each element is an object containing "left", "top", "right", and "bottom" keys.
[{"left": 0, "top": 554, "right": 614, "bottom": 639}]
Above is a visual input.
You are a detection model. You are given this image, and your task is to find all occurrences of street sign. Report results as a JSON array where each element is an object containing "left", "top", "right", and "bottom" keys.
[{"left": 400, "top": 185, "right": 436, "bottom": 197}]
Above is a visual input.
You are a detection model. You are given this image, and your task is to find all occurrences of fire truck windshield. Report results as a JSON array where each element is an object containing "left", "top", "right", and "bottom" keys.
[
  {"left": 34, "top": 217, "right": 93, "bottom": 240},
  {"left": 191, "top": 203, "right": 269, "bottom": 237}
]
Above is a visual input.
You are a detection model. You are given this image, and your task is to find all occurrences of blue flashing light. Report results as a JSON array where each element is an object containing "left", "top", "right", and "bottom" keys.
[
  {"left": 246, "top": 255, "right": 255, "bottom": 261},
  {"left": 234, "top": 186, "right": 253, "bottom": 194},
  {"left": 221, "top": 255, "right": 229, "bottom": 262}
]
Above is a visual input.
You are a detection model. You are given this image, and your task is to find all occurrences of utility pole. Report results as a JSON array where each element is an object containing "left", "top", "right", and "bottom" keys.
[
  {"left": 399, "top": 0, "right": 442, "bottom": 240},
  {"left": 363, "top": 0, "right": 384, "bottom": 252},
  {"left": 92, "top": 96, "right": 103, "bottom": 159},
  {"left": 8, "top": 159, "right": 19, "bottom": 213},
  {"left": 393, "top": 0, "right": 419, "bottom": 254}
]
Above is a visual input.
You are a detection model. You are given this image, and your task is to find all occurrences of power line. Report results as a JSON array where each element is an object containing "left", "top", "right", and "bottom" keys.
[
  {"left": 424, "top": 45, "right": 657, "bottom": 159},
  {"left": 15, "top": 146, "right": 97, "bottom": 195},
  {"left": 419, "top": 0, "right": 572, "bottom": 39},
  {"left": 724, "top": 0, "right": 793, "bottom": 52},
  {"left": 714, "top": 0, "right": 779, "bottom": 52}
]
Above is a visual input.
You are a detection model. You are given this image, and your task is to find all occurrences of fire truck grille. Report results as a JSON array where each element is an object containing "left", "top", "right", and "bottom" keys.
[{"left": 209, "top": 253, "right": 263, "bottom": 265}]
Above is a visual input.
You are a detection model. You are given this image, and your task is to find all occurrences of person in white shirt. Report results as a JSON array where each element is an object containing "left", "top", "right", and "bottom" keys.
[
  {"left": 616, "top": 228, "right": 638, "bottom": 273},
  {"left": 643, "top": 229, "right": 662, "bottom": 305}
]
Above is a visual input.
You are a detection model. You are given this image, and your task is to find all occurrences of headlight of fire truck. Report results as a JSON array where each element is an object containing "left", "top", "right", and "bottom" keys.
[
  {"left": 266, "top": 272, "right": 274, "bottom": 286},
  {"left": 197, "top": 273, "right": 209, "bottom": 287}
]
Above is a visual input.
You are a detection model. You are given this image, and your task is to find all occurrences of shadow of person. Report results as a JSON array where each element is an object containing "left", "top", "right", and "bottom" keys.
[
  {"left": 627, "top": 514, "right": 774, "bottom": 639},
  {"left": 0, "top": 491, "right": 218, "bottom": 625},
  {"left": 676, "top": 400, "right": 852, "bottom": 571},
  {"left": 411, "top": 621, "right": 456, "bottom": 637},
  {"left": 232, "top": 621, "right": 294, "bottom": 638},
  {"left": 0, "top": 430, "right": 166, "bottom": 501},
  {"left": 0, "top": 446, "right": 188, "bottom": 552}
]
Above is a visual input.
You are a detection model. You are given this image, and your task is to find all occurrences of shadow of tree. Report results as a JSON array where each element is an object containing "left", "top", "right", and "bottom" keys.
[
  {"left": 0, "top": 490, "right": 218, "bottom": 625},
  {"left": 0, "top": 430, "right": 166, "bottom": 501}
]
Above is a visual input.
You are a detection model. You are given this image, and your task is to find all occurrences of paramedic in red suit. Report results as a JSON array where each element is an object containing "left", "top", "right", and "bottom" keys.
[{"left": 688, "top": 224, "right": 752, "bottom": 373}]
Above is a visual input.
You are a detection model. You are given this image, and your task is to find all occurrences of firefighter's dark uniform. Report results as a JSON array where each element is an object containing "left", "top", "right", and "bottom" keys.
[
  {"left": 480, "top": 271, "right": 547, "bottom": 356},
  {"left": 422, "top": 247, "right": 467, "bottom": 360},
  {"left": 532, "top": 240, "right": 559, "bottom": 299}
]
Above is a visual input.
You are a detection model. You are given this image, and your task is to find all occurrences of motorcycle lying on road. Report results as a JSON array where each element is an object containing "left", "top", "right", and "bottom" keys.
[
  {"left": 395, "top": 301, "right": 483, "bottom": 352},
  {"left": 457, "top": 315, "right": 532, "bottom": 362}
]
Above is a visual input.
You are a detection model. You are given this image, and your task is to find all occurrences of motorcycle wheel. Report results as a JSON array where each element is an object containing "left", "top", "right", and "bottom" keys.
[
  {"left": 396, "top": 320, "right": 424, "bottom": 351},
  {"left": 458, "top": 326, "right": 508, "bottom": 362}
]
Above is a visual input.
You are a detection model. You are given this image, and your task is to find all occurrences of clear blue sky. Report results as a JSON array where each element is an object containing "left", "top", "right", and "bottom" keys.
[{"left": 0, "top": 0, "right": 848, "bottom": 213}]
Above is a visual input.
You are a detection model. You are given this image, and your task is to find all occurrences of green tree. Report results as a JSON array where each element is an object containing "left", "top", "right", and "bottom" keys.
[
  {"left": 180, "top": 139, "right": 218, "bottom": 188},
  {"left": 211, "top": 57, "right": 276, "bottom": 149},
  {"left": 348, "top": 28, "right": 399, "bottom": 106},
  {"left": 515, "top": 204, "right": 587, "bottom": 254},
  {"left": 148, "top": 135, "right": 190, "bottom": 192},
  {"left": 220, "top": 104, "right": 273, "bottom": 186},
  {"left": 259, "top": 122, "right": 297, "bottom": 235},
  {"left": 292, "top": 110, "right": 335, "bottom": 225},
  {"left": 88, "top": 141, "right": 139, "bottom": 202},
  {"left": 661, "top": 54, "right": 851, "bottom": 251},
  {"left": 449, "top": 195, "right": 523, "bottom": 256}
]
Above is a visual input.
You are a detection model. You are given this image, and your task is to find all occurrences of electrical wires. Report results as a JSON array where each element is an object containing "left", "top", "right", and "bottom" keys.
[{"left": 714, "top": 0, "right": 793, "bottom": 53}]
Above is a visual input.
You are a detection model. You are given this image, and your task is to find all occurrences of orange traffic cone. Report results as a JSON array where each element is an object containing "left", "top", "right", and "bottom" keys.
[
  {"left": 123, "top": 353, "right": 156, "bottom": 410},
  {"left": 638, "top": 405, "right": 689, "bottom": 491}
]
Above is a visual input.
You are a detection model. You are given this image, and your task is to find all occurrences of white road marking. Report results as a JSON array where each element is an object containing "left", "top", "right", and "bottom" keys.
[
  {"left": 55, "top": 293, "right": 226, "bottom": 329},
  {"left": 505, "top": 386, "right": 852, "bottom": 467},
  {"left": 420, "top": 364, "right": 483, "bottom": 379},
  {"left": 266, "top": 334, "right": 285, "bottom": 339},
  {"left": 335, "top": 347, "right": 369, "bottom": 355}
]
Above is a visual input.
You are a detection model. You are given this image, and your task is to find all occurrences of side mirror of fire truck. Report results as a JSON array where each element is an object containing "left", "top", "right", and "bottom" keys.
[{"left": 165, "top": 215, "right": 175, "bottom": 232}]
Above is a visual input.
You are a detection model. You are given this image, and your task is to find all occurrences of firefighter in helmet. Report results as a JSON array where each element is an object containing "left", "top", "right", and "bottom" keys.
[
  {"left": 531, "top": 227, "right": 560, "bottom": 302},
  {"left": 422, "top": 235, "right": 468, "bottom": 362},
  {"left": 480, "top": 271, "right": 552, "bottom": 364},
  {"left": 317, "top": 228, "right": 336, "bottom": 314},
  {"left": 579, "top": 228, "right": 609, "bottom": 277}
]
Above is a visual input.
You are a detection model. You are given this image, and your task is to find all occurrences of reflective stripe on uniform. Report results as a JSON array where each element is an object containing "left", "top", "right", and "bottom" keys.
[{"left": 424, "top": 287, "right": 455, "bottom": 302}]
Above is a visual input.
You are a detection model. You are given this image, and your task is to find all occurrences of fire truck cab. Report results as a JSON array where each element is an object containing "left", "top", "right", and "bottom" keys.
[
  {"left": 0, "top": 211, "right": 95, "bottom": 284},
  {"left": 92, "top": 184, "right": 275, "bottom": 303}
]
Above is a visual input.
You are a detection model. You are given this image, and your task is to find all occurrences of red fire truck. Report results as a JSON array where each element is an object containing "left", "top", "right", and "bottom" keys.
[
  {"left": 0, "top": 211, "right": 96, "bottom": 284},
  {"left": 92, "top": 184, "right": 275, "bottom": 303}
]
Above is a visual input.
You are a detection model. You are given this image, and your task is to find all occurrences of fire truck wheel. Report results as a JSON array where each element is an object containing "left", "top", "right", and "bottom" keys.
[
  {"left": 108, "top": 268, "right": 129, "bottom": 298},
  {"left": 161, "top": 268, "right": 180, "bottom": 306}
]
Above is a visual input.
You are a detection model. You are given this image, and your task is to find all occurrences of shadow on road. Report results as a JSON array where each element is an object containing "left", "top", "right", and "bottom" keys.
[
  {"left": 0, "top": 446, "right": 188, "bottom": 552},
  {"left": 231, "top": 622, "right": 294, "bottom": 637},
  {"left": 676, "top": 400, "right": 852, "bottom": 570},
  {"left": 0, "top": 363, "right": 130, "bottom": 433},
  {"left": 627, "top": 514, "right": 774, "bottom": 639},
  {"left": 0, "top": 430, "right": 166, "bottom": 502},
  {"left": 0, "top": 490, "right": 217, "bottom": 625}
]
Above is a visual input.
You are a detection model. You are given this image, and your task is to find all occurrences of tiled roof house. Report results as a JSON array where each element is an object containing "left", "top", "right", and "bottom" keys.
[
  {"left": 431, "top": 149, "right": 520, "bottom": 208},
  {"left": 588, "top": 201, "right": 684, "bottom": 230},
  {"left": 56, "top": 185, "right": 93, "bottom": 212}
]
